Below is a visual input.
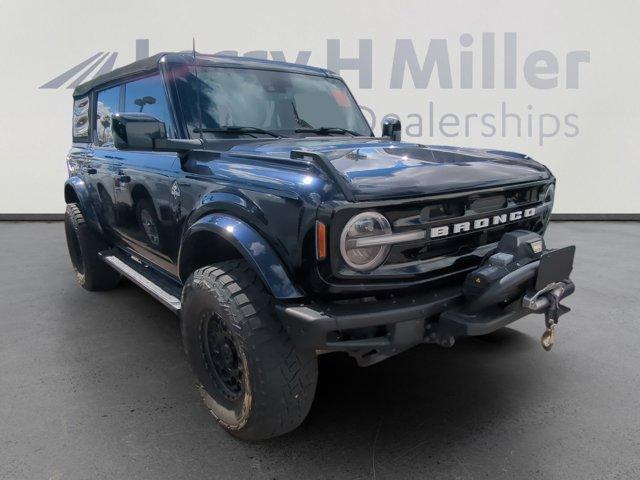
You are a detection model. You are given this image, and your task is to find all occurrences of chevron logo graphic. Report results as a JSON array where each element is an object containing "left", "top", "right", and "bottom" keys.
[{"left": 39, "top": 39, "right": 149, "bottom": 89}]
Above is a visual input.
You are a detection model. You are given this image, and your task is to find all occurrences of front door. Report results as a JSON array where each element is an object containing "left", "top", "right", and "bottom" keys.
[
  {"left": 111, "top": 74, "right": 182, "bottom": 274},
  {"left": 112, "top": 151, "right": 181, "bottom": 273}
]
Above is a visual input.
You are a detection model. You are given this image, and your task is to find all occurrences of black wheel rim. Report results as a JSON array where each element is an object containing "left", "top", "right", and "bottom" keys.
[
  {"left": 201, "top": 312, "right": 244, "bottom": 402},
  {"left": 68, "top": 226, "right": 84, "bottom": 274}
]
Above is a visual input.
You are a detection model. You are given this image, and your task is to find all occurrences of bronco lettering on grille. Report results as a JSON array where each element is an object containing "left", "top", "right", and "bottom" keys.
[{"left": 430, "top": 207, "right": 537, "bottom": 239}]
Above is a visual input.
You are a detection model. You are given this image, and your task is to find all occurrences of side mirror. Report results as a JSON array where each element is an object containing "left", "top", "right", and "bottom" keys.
[
  {"left": 112, "top": 113, "right": 166, "bottom": 151},
  {"left": 111, "top": 113, "right": 203, "bottom": 153},
  {"left": 381, "top": 117, "right": 402, "bottom": 142}
]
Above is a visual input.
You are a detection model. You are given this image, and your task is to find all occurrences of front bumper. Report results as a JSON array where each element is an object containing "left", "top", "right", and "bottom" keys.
[{"left": 276, "top": 248, "right": 575, "bottom": 366}]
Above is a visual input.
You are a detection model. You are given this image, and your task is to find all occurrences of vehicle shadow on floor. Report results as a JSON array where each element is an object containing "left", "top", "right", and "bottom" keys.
[
  {"left": 256, "top": 328, "right": 539, "bottom": 473},
  {"left": 59, "top": 279, "right": 540, "bottom": 477}
]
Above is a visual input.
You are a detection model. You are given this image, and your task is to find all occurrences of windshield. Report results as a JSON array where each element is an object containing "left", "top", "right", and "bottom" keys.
[{"left": 172, "top": 66, "right": 372, "bottom": 139}]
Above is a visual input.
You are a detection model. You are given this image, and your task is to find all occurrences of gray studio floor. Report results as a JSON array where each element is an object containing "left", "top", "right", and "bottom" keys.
[{"left": 1, "top": 221, "right": 639, "bottom": 479}]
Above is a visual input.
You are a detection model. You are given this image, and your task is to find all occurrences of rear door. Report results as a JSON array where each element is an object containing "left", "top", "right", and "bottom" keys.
[
  {"left": 86, "top": 85, "right": 121, "bottom": 237},
  {"left": 69, "top": 95, "right": 93, "bottom": 206}
]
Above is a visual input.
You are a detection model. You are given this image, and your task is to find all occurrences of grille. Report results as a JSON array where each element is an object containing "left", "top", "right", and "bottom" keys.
[{"left": 383, "top": 183, "right": 548, "bottom": 265}]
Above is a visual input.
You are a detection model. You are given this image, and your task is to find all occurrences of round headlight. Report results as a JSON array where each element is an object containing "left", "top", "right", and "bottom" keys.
[{"left": 340, "top": 212, "right": 392, "bottom": 271}]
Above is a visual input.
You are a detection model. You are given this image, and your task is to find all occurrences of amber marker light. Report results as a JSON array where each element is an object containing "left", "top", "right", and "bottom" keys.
[{"left": 316, "top": 221, "right": 327, "bottom": 261}]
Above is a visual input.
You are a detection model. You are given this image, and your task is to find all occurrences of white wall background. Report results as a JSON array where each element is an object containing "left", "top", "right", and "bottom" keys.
[{"left": 0, "top": 0, "right": 638, "bottom": 214}]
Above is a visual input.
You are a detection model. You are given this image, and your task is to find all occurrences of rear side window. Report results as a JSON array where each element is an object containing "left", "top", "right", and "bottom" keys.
[
  {"left": 124, "top": 75, "right": 175, "bottom": 137},
  {"left": 72, "top": 96, "right": 90, "bottom": 142},
  {"left": 95, "top": 86, "right": 121, "bottom": 147}
]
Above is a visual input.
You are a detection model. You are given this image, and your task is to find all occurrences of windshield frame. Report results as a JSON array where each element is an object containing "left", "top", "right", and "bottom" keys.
[{"left": 168, "top": 64, "right": 374, "bottom": 140}]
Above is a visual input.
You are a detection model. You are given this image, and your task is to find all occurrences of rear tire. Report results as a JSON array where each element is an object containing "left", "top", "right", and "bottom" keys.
[
  {"left": 181, "top": 259, "right": 318, "bottom": 440},
  {"left": 64, "top": 203, "right": 120, "bottom": 291}
]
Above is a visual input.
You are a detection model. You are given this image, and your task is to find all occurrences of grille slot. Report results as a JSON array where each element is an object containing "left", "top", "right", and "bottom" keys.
[{"left": 468, "top": 194, "right": 507, "bottom": 213}]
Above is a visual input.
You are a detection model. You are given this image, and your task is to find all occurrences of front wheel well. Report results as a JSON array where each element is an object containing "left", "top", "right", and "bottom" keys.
[{"left": 179, "top": 231, "right": 243, "bottom": 282}]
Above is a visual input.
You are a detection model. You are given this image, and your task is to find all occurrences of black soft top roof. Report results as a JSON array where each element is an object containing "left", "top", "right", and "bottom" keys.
[{"left": 73, "top": 52, "right": 335, "bottom": 98}]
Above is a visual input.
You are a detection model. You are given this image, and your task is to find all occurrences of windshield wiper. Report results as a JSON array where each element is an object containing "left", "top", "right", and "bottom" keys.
[
  {"left": 294, "top": 127, "right": 362, "bottom": 137},
  {"left": 193, "top": 126, "right": 283, "bottom": 138}
]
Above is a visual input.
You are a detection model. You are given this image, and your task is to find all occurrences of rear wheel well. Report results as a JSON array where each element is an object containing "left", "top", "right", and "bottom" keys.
[
  {"left": 179, "top": 231, "right": 243, "bottom": 282},
  {"left": 64, "top": 185, "right": 80, "bottom": 204}
]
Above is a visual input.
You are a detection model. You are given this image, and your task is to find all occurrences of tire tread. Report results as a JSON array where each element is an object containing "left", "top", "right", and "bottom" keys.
[
  {"left": 181, "top": 259, "right": 317, "bottom": 440},
  {"left": 64, "top": 203, "right": 120, "bottom": 291}
]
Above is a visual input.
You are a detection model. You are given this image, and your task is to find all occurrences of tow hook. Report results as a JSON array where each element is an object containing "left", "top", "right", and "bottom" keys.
[
  {"left": 541, "top": 324, "right": 556, "bottom": 351},
  {"left": 541, "top": 291, "right": 560, "bottom": 351},
  {"left": 522, "top": 282, "right": 572, "bottom": 351}
]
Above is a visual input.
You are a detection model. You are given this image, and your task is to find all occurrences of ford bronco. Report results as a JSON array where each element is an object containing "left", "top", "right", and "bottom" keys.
[{"left": 64, "top": 52, "right": 575, "bottom": 440}]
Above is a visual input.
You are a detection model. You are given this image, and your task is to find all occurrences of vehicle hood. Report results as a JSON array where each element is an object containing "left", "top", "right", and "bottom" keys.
[{"left": 229, "top": 138, "right": 552, "bottom": 201}]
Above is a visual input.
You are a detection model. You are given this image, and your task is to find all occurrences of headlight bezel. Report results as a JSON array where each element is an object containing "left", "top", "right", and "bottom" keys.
[
  {"left": 539, "top": 182, "right": 555, "bottom": 226},
  {"left": 542, "top": 183, "right": 555, "bottom": 204},
  {"left": 339, "top": 211, "right": 393, "bottom": 271}
]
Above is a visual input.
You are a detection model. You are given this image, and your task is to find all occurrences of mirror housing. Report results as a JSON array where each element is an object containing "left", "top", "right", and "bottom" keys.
[
  {"left": 111, "top": 113, "right": 203, "bottom": 153},
  {"left": 381, "top": 117, "right": 402, "bottom": 142},
  {"left": 112, "top": 113, "right": 166, "bottom": 150}
]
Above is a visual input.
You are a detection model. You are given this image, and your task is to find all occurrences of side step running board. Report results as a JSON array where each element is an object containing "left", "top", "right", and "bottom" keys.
[{"left": 99, "top": 249, "right": 182, "bottom": 314}]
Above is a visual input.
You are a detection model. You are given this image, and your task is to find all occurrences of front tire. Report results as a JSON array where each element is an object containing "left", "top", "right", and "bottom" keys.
[
  {"left": 181, "top": 260, "right": 318, "bottom": 440},
  {"left": 64, "top": 203, "right": 120, "bottom": 291}
]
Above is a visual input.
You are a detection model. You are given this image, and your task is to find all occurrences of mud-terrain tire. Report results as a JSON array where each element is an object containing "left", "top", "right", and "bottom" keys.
[
  {"left": 64, "top": 203, "right": 120, "bottom": 291},
  {"left": 181, "top": 260, "right": 318, "bottom": 441}
]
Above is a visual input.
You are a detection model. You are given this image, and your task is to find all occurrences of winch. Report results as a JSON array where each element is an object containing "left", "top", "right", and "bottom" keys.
[
  {"left": 460, "top": 230, "right": 575, "bottom": 350},
  {"left": 463, "top": 230, "right": 546, "bottom": 304}
]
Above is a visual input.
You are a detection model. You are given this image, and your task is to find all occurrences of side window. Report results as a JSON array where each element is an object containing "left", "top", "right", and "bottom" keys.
[
  {"left": 124, "top": 75, "right": 175, "bottom": 136},
  {"left": 73, "top": 96, "right": 90, "bottom": 141},
  {"left": 95, "top": 86, "right": 121, "bottom": 147}
]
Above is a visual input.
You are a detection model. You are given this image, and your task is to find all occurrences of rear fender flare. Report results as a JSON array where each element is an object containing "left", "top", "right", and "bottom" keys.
[{"left": 64, "top": 177, "right": 103, "bottom": 235}]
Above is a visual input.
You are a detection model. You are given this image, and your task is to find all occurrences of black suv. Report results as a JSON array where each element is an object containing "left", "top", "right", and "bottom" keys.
[{"left": 64, "top": 52, "right": 575, "bottom": 440}]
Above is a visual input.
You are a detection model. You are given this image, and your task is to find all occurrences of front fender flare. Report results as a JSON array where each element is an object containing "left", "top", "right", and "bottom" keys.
[{"left": 179, "top": 213, "right": 304, "bottom": 300}]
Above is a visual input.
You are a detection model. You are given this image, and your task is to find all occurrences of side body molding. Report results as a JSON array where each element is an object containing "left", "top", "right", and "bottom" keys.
[
  {"left": 180, "top": 213, "right": 304, "bottom": 300},
  {"left": 64, "top": 176, "right": 103, "bottom": 234}
]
